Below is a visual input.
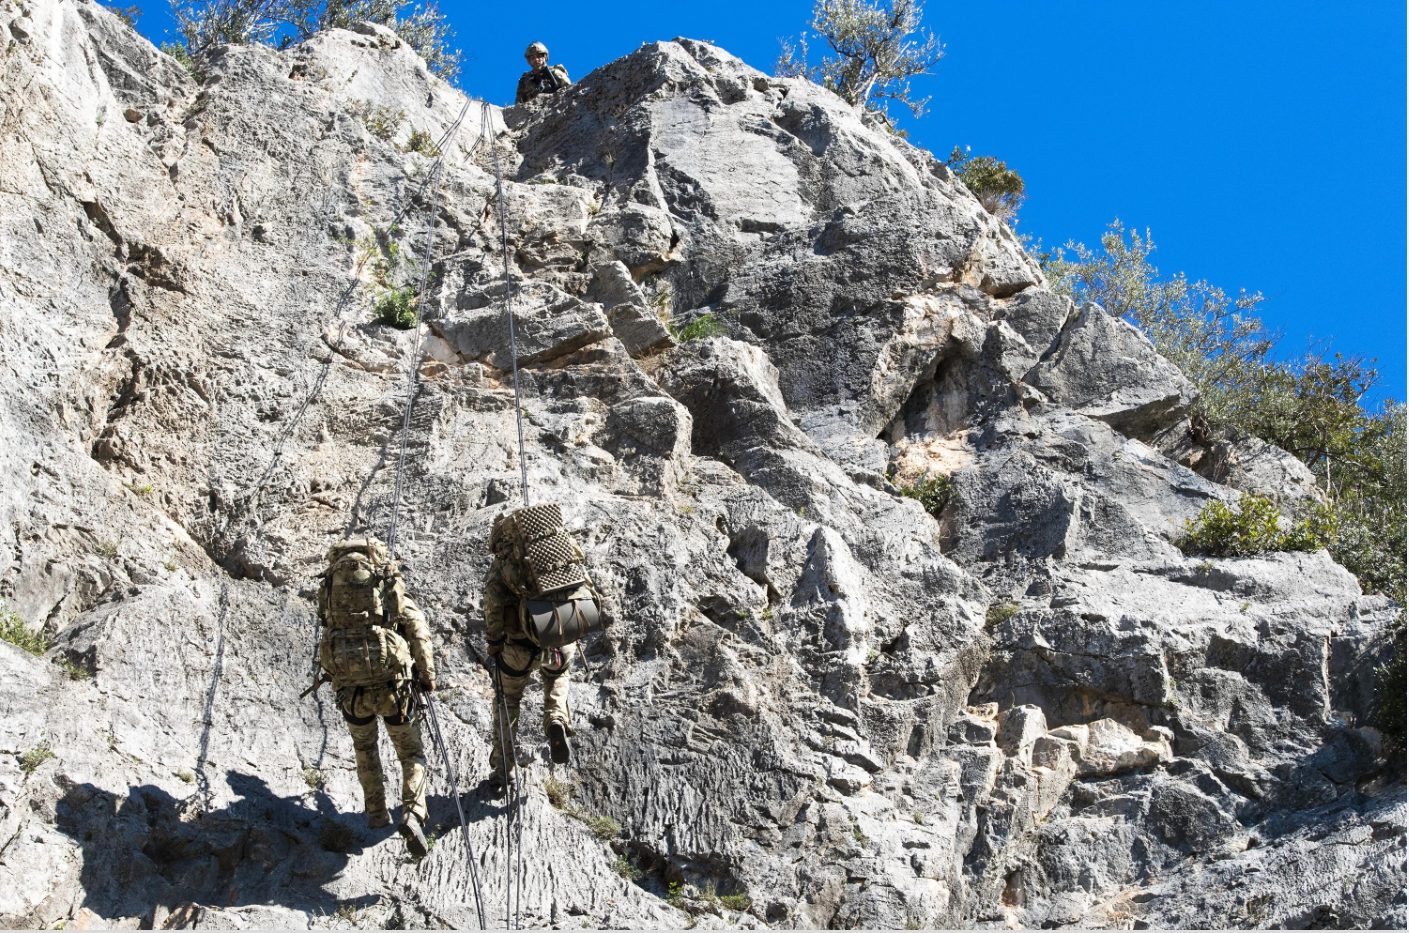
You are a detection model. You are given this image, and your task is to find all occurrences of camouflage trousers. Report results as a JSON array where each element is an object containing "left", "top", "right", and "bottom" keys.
[
  {"left": 337, "top": 682, "right": 427, "bottom": 823},
  {"left": 489, "top": 642, "right": 575, "bottom": 774}
]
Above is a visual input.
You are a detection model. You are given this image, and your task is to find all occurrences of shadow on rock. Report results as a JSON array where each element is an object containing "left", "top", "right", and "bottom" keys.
[{"left": 54, "top": 771, "right": 387, "bottom": 922}]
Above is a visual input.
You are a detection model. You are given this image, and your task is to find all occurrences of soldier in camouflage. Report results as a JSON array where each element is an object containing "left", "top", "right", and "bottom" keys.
[
  {"left": 483, "top": 516, "right": 596, "bottom": 777},
  {"left": 316, "top": 537, "right": 436, "bottom": 858},
  {"left": 516, "top": 41, "right": 570, "bottom": 105}
]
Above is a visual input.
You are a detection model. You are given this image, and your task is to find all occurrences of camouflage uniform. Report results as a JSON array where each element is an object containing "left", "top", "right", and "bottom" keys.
[
  {"left": 318, "top": 557, "right": 436, "bottom": 827},
  {"left": 515, "top": 63, "right": 570, "bottom": 104},
  {"left": 484, "top": 554, "right": 594, "bottom": 773}
]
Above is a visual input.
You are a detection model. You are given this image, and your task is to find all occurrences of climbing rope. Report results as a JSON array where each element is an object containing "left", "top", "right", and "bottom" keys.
[
  {"left": 492, "top": 660, "right": 526, "bottom": 929},
  {"left": 484, "top": 102, "right": 532, "bottom": 509},
  {"left": 416, "top": 686, "right": 488, "bottom": 930}
]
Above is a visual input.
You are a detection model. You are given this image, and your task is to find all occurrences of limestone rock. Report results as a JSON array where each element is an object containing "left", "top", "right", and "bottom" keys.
[{"left": 0, "top": 2, "right": 1400, "bottom": 929}]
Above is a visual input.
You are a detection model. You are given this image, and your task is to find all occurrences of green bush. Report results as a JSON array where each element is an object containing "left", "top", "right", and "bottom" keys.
[
  {"left": 896, "top": 471, "right": 951, "bottom": 517},
  {"left": 668, "top": 313, "right": 725, "bottom": 343},
  {"left": 1178, "top": 494, "right": 1331, "bottom": 558},
  {"left": 401, "top": 129, "right": 440, "bottom": 157},
  {"left": 612, "top": 856, "right": 642, "bottom": 880},
  {"left": 374, "top": 287, "right": 417, "bottom": 329},
  {"left": 720, "top": 894, "right": 752, "bottom": 912},
  {"left": 20, "top": 740, "right": 54, "bottom": 775},
  {"left": 0, "top": 603, "right": 49, "bottom": 656},
  {"left": 585, "top": 815, "right": 620, "bottom": 840},
  {"left": 349, "top": 100, "right": 404, "bottom": 141},
  {"left": 946, "top": 147, "right": 1025, "bottom": 218},
  {"left": 985, "top": 601, "right": 1019, "bottom": 628},
  {"left": 1373, "top": 621, "right": 1406, "bottom": 754}
]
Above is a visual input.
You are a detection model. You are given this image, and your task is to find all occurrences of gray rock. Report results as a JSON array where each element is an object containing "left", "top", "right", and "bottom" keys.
[
  {"left": 1029, "top": 302, "right": 1196, "bottom": 441},
  {"left": 0, "top": 3, "right": 1400, "bottom": 929}
]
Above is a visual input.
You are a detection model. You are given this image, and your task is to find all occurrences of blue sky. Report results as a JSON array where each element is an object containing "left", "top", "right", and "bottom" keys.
[{"left": 130, "top": 0, "right": 1406, "bottom": 404}]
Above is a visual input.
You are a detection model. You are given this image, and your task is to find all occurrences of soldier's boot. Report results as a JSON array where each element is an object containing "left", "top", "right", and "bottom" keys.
[
  {"left": 348, "top": 717, "right": 389, "bottom": 823},
  {"left": 542, "top": 645, "right": 575, "bottom": 766},
  {"left": 398, "top": 811, "right": 429, "bottom": 859}
]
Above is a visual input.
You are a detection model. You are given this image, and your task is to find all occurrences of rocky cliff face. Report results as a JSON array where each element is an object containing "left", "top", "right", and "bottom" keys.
[{"left": 0, "top": 0, "right": 1403, "bottom": 928}]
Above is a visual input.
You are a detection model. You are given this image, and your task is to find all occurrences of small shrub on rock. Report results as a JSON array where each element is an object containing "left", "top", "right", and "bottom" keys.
[
  {"left": 668, "top": 313, "right": 725, "bottom": 342},
  {"left": 401, "top": 129, "right": 440, "bottom": 157},
  {"left": 613, "top": 856, "right": 642, "bottom": 879},
  {"left": 896, "top": 471, "right": 951, "bottom": 517},
  {"left": 1373, "top": 621, "right": 1406, "bottom": 754},
  {"left": 20, "top": 739, "right": 55, "bottom": 775},
  {"left": 985, "top": 601, "right": 1019, "bottom": 628},
  {"left": 319, "top": 817, "right": 355, "bottom": 852},
  {"left": 374, "top": 287, "right": 417, "bottom": 329},
  {"left": 349, "top": 100, "right": 404, "bottom": 141},
  {"left": 1178, "top": 494, "right": 1331, "bottom": 558},
  {"left": 720, "top": 894, "right": 752, "bottom": 912},
  {"left": 0, "top": 602, "right": 49, "bottom": 656}
]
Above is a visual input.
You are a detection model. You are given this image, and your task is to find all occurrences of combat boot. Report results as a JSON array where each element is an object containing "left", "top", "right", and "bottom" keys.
[
  {"left": 398, "top": 812, "right": 429, "bottom": 859},
  {"left": 547, "top": 720, "right": 571, "bottom": 765},
  {"left": 367, "top": 808, "right": 392, "bottom": 829}
]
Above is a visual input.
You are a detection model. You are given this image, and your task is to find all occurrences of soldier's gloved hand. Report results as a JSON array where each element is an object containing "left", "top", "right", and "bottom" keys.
[
  {"left": 487, "top": 642, "right": 504, "bottom": 658},
  {"left": 419, "top": 673, "right": 436, "bottom": 692}
]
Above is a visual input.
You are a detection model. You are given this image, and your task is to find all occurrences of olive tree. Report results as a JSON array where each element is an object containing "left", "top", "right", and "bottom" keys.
[
  {"left": 168, "top": 0, "right": 460, "bottom": 78},
  {"left": 776, "top": 0, "right": 945, "bottom": 130}
]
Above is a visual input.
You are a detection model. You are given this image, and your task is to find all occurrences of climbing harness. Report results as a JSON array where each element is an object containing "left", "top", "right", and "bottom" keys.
[{"left": 491, "top": 658, "right": 526, "bottom": 929}]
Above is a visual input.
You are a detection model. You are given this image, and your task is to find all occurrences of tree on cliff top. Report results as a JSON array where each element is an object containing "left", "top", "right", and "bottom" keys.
[
  {"left": 167, "top": 0, "right": 461, "bottom": 79},
  {"left": 775, "top": 0, "right": 945, "bottom": 132}
]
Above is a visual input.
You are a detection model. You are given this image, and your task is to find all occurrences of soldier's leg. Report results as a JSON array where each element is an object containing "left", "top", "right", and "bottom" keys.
[
  {"left": 541, "top": 643, "right": 575, "bottom": 765},
  {"left": 489, "top": 643, "right": 534, "bottom": 775},
  {"left": 540, "top": 643, "right": 575, "bottom": 735},
  {"left": 384, "top": 717, "right": 428, "bottom": 824},
  {"left": 342, "top": 696, "right": 388, "bottom": 825}
]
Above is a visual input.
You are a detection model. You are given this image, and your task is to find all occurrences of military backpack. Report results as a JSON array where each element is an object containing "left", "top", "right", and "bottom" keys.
[
  {"left": 490, "top": 503, "right": 604, "bottom": 650},
  {"left": 317, "top": 539, "right": 413, "bottom": 688}
]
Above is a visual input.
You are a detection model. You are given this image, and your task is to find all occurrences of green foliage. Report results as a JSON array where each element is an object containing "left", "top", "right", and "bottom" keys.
[
  {"left": 56, "top": 657, "right": 91, "bottom": 682},
  {"left": 20, "top": 740, "right": 55, "bottom": 775},
  {"left": 543, "top": 777, "right": 574, "bottom": 810},
  {"left": 1048, "top": 219, "right": 1405, "bottom": 614},
  {"left": 720, "top": 894, "right": 752, "bottom": 912},
  {"left": 177, "top": 768, "right": 196, "bottom": 783},
  {"left": 585, "top": 815, "right": 620, "bottom": 840},
  {"left": 0, "top": 602, "right": 49, "bottom": 656},
  {"left": 401, "top": 128, "right": 440, "bottom": 156},
  {"left": 1178, "top": 494, "right": 1331, "bottom": 558},
  {"left": 612, "top": 856, "right": 642, "bottom": 880},
  {"left": 985, "top": 601, "right": 1019, "bottom": 628},
  {"left": 1373, "top": 621, "right": 1405, "bottom": 754},
  {"left": 349, "top": 100, "right": 404, "bottom": 141},
  {"left": 668, "top": 313, "right": 725, "bottom": 343},
  {"left": 776, "top": 0, "right": 945, "bottom": 130},
  {"left": 167, "top": 0, "right": 460, "bottom": 79},
  {"left": 302, "top": 765, "right": 323, "bottom": 790},
  {"left": 96, "top": 539, "right": 120, "bottom": 559},
  {"left": 896, "top": 471, "right": 951, "bottom": 517},
  {"left": 945, "top": 146, "right": 1025, "bottom": 219},
  {"left": 665, "top": 881, "right": 686, "bottom": 910},
  {"left": 374, "top": 286, "right": 417, "bottom": 329},
  {"left": 105, "top": 4, "right": 142, "bottom": 27},
  {"left": 160, "top": 41, "right": 204, "bottom": 81}
]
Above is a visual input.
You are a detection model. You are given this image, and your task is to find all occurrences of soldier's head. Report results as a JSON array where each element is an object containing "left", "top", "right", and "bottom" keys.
[{"left": 525, "top": 41, "right": 548, "bottom": 70}]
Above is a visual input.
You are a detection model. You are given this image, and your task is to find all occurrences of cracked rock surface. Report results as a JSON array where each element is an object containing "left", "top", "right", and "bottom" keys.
[{"left": 1, "top": 1, "right": 1403, "bottom": 928}]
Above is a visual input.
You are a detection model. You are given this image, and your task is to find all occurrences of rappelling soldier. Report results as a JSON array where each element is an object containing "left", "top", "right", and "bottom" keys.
[
  {"left": 483, "top": 503, "right": 605, "bottom": 785},
  {"left": 313, "top": 536, "right": 436, "bottom": 858},
  {"left": 516, "top": 41, "right": 570, "bottom": 104}
]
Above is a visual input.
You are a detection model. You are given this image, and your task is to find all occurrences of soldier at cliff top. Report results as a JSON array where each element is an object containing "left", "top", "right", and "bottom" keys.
[
  {"left": 483, "top": 504, "right": 605, "bottom": 783},
  {"left": 314, "top": 536, "right": 436, "bottom": 858},
  {"left": 516, "top": 41, "right": 570, "bottom": 104}
]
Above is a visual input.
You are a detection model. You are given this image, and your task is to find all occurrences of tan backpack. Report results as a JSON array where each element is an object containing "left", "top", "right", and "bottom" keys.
[
  {"left": 489, "top": 504, "right": 604, "bottom": 649},
  {"left": 317, "top": 539, "right": 413, "bottom": 688}
]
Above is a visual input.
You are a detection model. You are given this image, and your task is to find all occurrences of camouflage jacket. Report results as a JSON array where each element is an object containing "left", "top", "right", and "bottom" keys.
[
  {"left": 483, "top": 554, "right": 595, "bottom": 647},
  {"left": 515, "top": 64, "right": 570, "bottom": 105},
  {"left": 317, "top": 565, "right": 435, "bottom": 684}
]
